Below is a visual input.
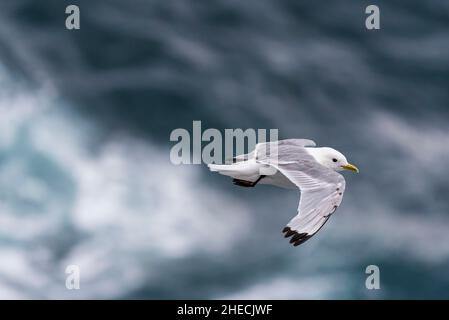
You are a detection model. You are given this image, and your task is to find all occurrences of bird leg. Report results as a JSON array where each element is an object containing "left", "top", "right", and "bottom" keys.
[{"left": 233, "top": 175, "right": 265, "bottom": 187}]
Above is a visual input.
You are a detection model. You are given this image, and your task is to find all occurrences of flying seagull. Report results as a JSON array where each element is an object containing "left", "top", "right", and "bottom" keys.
[{"left": 208, "top": 139, "right": 359, "bottom": 247}]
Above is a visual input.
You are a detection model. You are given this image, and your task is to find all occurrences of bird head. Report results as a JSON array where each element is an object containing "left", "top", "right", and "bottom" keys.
[{"left": 307, "top": 147, "right": 359, "bottom": 173}]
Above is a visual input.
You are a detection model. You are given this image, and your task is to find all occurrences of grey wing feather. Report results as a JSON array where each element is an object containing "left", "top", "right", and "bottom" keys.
[
  {"left": 256, "top": 141, "right": 346, "bottom": 247},
  {"left": 230, "top": 139, "right": 315, "bottom": 163}
]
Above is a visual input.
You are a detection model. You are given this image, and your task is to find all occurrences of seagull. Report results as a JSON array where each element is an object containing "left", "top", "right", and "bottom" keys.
[{"left": 208, "top": 139, "right": 359, "bottom": 247}]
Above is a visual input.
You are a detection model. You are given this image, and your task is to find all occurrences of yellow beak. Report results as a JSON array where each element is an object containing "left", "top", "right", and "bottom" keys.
[{"left": 341, "top": 163, "right": 359, "bottom": 173}]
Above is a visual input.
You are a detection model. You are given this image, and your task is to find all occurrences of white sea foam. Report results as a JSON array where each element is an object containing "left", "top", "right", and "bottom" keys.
[
  {"left": 1, "top": 64, "right": 449, "bottom": 299},
  {"left": 0, "top": 69, "right": 251, "bottom": 298}
]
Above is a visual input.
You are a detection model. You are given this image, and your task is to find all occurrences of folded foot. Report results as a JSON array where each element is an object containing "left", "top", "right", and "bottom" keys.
[{"left": 232, "top": 175, "right": 265, "bottom": 187}]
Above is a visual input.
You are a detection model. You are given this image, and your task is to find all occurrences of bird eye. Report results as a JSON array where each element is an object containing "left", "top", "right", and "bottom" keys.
[{"left": 332, "top": 158, "right": 338, "bottom": 162}]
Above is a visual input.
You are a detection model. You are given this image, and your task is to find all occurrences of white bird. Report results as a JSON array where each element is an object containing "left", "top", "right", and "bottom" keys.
[{"left": 208, "top": 139, "right": 359, "bottom": 247}]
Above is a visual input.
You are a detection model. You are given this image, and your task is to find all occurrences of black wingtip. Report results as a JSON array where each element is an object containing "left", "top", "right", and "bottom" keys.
[
  {"left": 293, "top": 235, "right": 312, "bottom": 246},
  {"left": 285, "top": 230, "right": 295, "bottom": 238},
  {"left": 282, "top": 227, "right": 310, "bottom": 247}
]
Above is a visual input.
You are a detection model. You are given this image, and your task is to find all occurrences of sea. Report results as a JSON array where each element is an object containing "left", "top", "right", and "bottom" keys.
[{"left": 0, "top": 0, "right": 448, "bottom": 299}]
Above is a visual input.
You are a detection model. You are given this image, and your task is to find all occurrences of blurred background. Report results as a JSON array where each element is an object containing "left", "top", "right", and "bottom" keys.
[{"left": 0, "top": 0, "right": 448, "bottom": 299}]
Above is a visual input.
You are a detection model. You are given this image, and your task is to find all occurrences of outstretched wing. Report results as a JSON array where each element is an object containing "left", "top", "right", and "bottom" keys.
[
  {"left": 280, "top": 166, "right": 345, "bottom": 246},
  {"left": 230, "top": 139, "right": 316, "bottom": 163},
  {"left": 256, "top": 142, "right": 346, "bottom": 247},
  {"left": 256, "top": 139, "right": 316, "bottom": 153}
]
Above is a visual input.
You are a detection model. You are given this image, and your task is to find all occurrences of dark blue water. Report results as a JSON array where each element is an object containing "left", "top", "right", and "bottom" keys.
[{"left": 0, "top": 0, "right": 448, "bottom": 299}]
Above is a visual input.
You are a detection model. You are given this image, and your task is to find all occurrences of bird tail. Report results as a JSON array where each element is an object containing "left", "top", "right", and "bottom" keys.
[
  {"left": 207, "top": 161, "right": 262, "bottom": 182},
  {"left": 207, "top": 163, "right": 235, "bottom": 173},
  {"left": 207, "top": 163, "right": 249, "bottom": 178}
]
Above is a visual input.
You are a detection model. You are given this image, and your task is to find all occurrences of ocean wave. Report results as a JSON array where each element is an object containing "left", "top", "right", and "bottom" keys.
[{"left": 0, "top": 69, "right": 251, "bottom": 298}]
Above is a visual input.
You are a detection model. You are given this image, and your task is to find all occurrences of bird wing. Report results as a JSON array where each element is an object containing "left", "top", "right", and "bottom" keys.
[
  {"left": 256, "top": 141, "right": 346, "bottom": 247},
  {"left": 229, "top": 139, "right": 316, "bottom": 164}
]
